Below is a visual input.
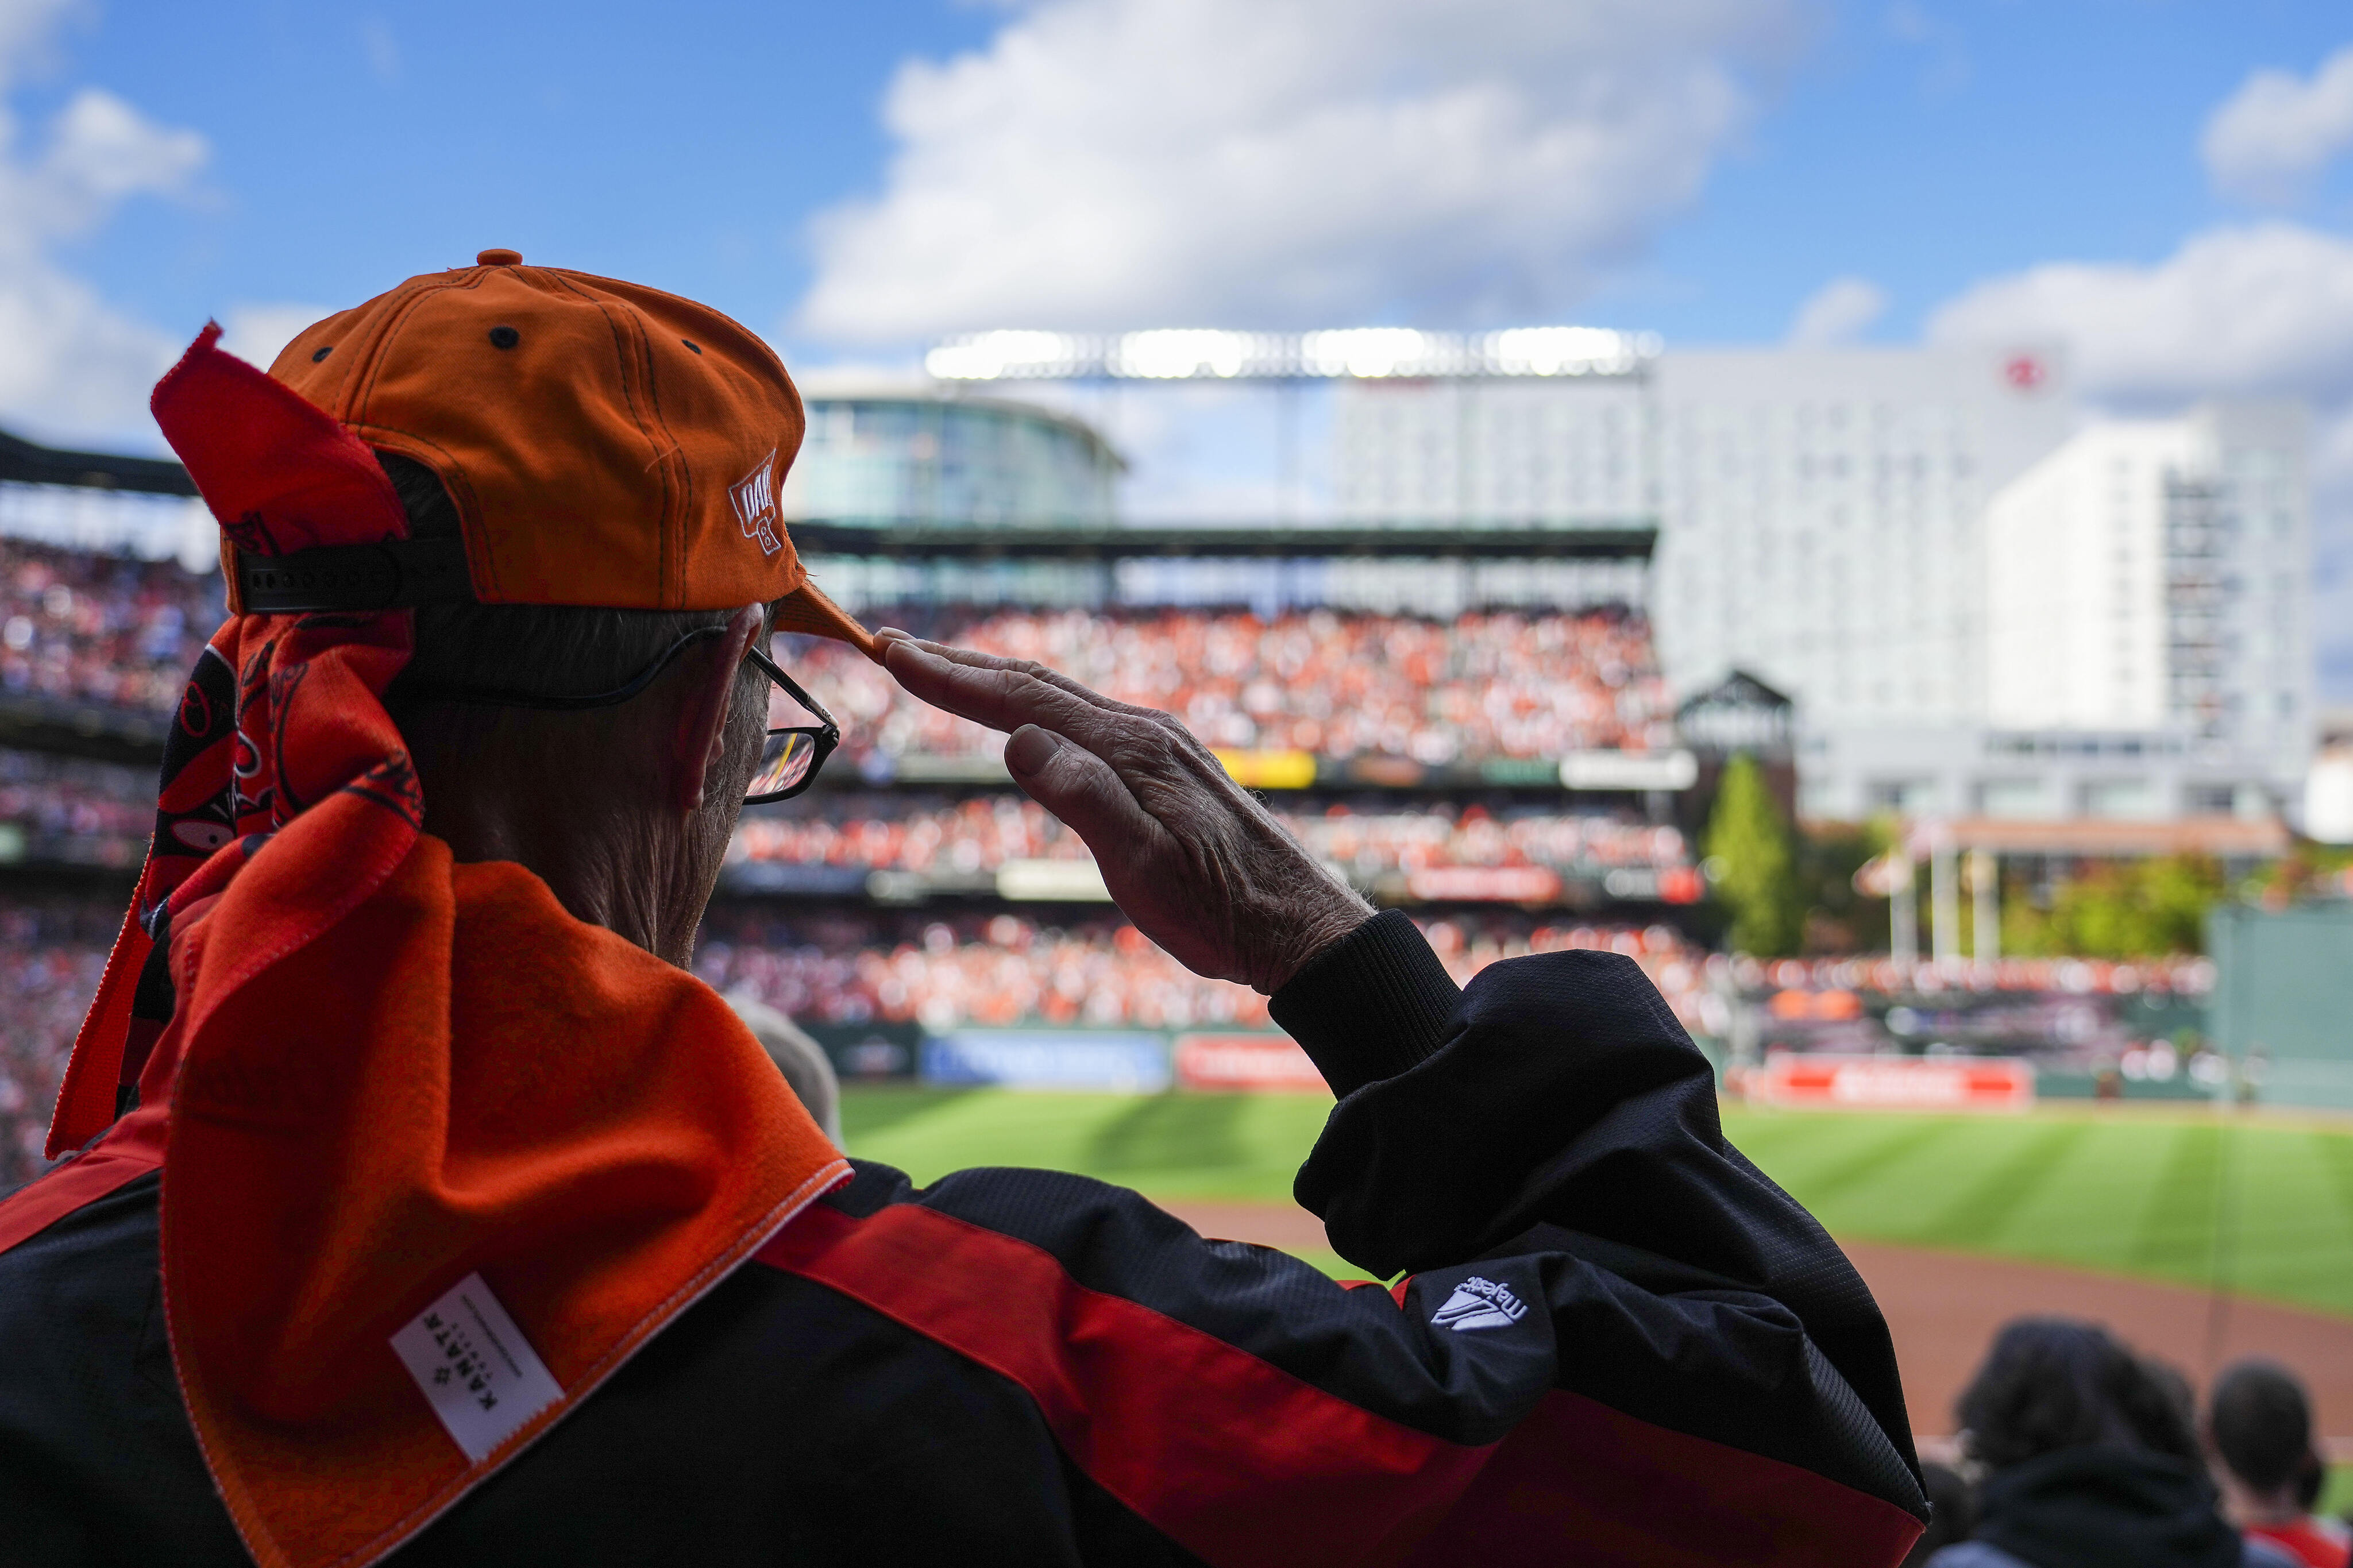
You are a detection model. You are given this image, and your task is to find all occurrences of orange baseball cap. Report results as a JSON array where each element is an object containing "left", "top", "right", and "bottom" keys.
[{"left": 232, "top": 248, "right": 873, "bottom": 658}]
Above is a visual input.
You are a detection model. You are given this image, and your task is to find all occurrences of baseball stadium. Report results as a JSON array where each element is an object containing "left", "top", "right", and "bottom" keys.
[{"left": 11, "top": 8, "right": 2353, "bottom": 1563}]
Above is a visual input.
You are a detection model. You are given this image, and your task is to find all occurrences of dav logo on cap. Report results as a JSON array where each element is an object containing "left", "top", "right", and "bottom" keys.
[
  {"left": 730, "top": 449, "right": 782, "bottom": 557},
  {"left": 1430, "top": 1275, "right": 1528, "bottom": 1333}
]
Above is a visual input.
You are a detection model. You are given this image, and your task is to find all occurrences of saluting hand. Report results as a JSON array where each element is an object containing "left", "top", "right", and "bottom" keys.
[{"left": 877, "top": 631, "right": 1371, "bottom": 994}]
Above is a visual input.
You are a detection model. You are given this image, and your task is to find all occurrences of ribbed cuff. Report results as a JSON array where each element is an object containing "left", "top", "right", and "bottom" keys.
[{"left": 1268, "top": 910, "right": 1463, "bottom": 1099}]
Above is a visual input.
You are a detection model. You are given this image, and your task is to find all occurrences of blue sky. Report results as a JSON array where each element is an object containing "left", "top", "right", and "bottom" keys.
[
  {"left": 5, "top": 0, "right": 2353, "bottom": 690},
  {"left": 14, "top": 0, "right": 2347, "bottom": 364}
]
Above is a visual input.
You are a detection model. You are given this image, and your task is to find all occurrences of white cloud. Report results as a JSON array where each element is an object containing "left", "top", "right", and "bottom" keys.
[
  {"left": 796, "top": 0, "right": 1804, "bottom": 342},
  {"left": 217, "top": 302, "right": 334, "bottom": 371},
  {"left": 1784, "top": 275, "right": 1885, "bottom": 346},
  {"left": 1926, "top": 223, "right": 2353, "bottom": 408},
  {"left": 2202, "top": 45, "right": 2353, "bottom": 207},
  {"left": 0, "top": 9, "right": 209, "bottom": 445}
]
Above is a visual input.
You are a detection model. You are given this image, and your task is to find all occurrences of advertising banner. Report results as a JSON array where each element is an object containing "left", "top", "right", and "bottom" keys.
[
  {"left": 1745, "top": 1053, "right": 2035, "bottom": 1111},
  {"left": 1174, "top": 1033, "right": 1329, "bottom": 1093},
  {"left": 921, "top": 1030, "right": 1171, "bottom": 1092},
  {"left": 1212, "top": 749, "right": 1318, "bottom": 790},
  {"left": 803, "top": 1021, "right": 923, "bottom": 1082}
]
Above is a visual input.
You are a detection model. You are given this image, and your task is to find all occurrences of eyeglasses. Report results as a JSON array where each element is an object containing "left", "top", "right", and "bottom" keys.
[{"left": 401, "top": 623, "right": 841, "bottom": 804}]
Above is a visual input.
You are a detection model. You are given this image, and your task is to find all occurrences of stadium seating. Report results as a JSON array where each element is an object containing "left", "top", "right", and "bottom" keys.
[
  {"left": 0, "top": 539, "right": 223, "bottom": 715},
  {"left": 731, "top": 796, "right": 1691, "bottom": 878},
  {"left": 692, "top": 907, "right": 1712, "bottom": 1036},
  {"left": 781, "top": 604, "right": 1675, "bottom": 764},
  {"left": 0, "top": 902, "right": 118, "bottom": 1189}
]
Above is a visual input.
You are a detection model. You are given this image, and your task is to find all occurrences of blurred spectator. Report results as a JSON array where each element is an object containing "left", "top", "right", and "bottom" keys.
[
  {"left": 780, "top": 603, "right": 1674, "bottom": 766},
  {"left": 1929, "top": 1316, "right": 2285, "bottom": 1568},
  {"left": 0, "top": 539, "right": 223, "bottom": 715},
  {"left": 2207, "top": 1360, "right": 2349, "bottom": 1568},
  {"left": 1903, "top": 1463, "right": 1978, "bottom": 1567},
  {"left": 725, "top": 992, "right": 843, "bottom": 1144},
  {"left": 732, "top": 794, "right": 1688, "bottom": 878}
]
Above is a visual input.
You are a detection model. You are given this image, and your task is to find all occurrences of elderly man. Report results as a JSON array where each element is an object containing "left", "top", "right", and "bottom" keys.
[{"left": 0, "top": 255, "right": 1927, "bottom": 1567}]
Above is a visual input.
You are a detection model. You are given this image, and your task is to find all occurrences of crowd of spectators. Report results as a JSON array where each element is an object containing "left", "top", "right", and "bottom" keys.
[
  {"left": 731, "top": 795, "right": 1689, "bottom": 879},
  {"left": 1909, "top": 1322, "right": 2347, "bottom": 1567},
  {"left": 0, "top": 539, "right": 223, "bottom": 716},
  {"left": 693, "top": 906, "right": 1713, "bottom": 1037},
  {"left": 1732, "top": 952, "right": 2216, "bottom": 998},
  {"left": 0, "top": 748, "right": 152, "bottom": 864},
  {"left": 782, "top": 603, "right": 1675, "bottom": 766},
  {"left": 0, "top": 901, "right": 118, "bottom": 1189}
]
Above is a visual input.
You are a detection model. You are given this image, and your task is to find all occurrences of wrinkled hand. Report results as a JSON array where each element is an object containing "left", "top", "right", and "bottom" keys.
[{"left": 878, "top": 631, "right": 1372, "bottom": 994}]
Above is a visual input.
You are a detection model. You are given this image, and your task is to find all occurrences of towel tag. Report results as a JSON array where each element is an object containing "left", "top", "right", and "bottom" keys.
[{"left": 390, "top": 1272, "right": 564, "bottom": 1462}]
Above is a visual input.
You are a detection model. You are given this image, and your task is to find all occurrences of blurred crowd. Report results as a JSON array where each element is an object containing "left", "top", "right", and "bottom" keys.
[
  {"left": 693, "top": 906, "right": 1714, "bottom": 1037},
  {"left": 782, "top": 603, "right": 1675, "bottom": 764},
  {"left": 731, "top": 795, "right": 1689, "bottom": 878},
  {"left": 1729, "top": 952, "right": 2217, "bottom": 999},
  {"left": 0, "top": 901, "right": 118, "bottom": 1189},
  {"left": 0, "top": 748, "right": 153, "bottom": 856},
  {"left": 0, "top": 540, "right": 223, "bottom": 715},
  {"left": 1908, "top": 1320, "right": 2345, "bottom": 1568}
]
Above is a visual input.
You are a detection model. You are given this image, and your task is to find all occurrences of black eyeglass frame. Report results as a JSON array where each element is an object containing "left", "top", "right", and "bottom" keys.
[{"left": 400, "top": 624, "right": 841, "bottom": 804}]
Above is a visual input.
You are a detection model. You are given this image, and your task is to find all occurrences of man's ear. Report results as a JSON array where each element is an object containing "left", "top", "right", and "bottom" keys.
[{"left": 670, "top": 604, "right": 766, "bottom": 814}]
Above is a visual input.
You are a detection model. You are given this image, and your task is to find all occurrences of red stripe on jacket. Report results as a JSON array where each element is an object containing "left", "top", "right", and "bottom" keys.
[
  {"left": 757, "top": 1200, "right": 1924, "bottom": 1568},
  {"left": 1398, "top": 1389, "right": 1924, "bottom": 1566},
  {"left": 0, "top": 1102, "right": 167, "bottom": 1255},
  {"left": 758, "top": 1200, "right": 1490, "bottom": 1566}
]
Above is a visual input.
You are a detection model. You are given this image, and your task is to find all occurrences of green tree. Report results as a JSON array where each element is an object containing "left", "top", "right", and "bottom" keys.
[
  {"left": 1793, "top": 816, "right": 1896, "bottom": 953},
  {"left": 2002, "top": 854, "right": 2225, "bottom": 957},
  {"left": 1704, "top": 753, "right": 1804, "bottom": 956}
]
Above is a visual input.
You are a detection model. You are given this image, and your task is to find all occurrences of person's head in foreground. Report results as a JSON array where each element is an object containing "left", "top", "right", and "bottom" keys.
[
  {"left": 2, "top": 253, "right": 1942, "bottom": 1568},
  {"left": 2207, "top": 1359, "right": 2350, "bottom": 1568},
  {"left": 1926, "top": 1316, "right": 2293, "bottom": 1568}
]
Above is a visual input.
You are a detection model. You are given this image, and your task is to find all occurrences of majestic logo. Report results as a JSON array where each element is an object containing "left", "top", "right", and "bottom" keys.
[
  {"left": 1430, "top": 1275, "right": 1528, "bottom": 1334},
  {"left": 730, "top": 449, "right": 782, "bottom": 557}
]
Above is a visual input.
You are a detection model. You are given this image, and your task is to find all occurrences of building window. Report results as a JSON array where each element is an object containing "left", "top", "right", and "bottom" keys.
[
  {"left": 1977, "top": 778, "right": 2051, "bottom": 819},
  {"left": 2181, "top": 783, "right": 2235, "bottom": 817}
]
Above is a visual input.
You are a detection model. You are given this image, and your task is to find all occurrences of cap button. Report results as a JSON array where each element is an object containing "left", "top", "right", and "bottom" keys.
[{"left": 477, "top": 248, "right": 523, "bottom": 267}]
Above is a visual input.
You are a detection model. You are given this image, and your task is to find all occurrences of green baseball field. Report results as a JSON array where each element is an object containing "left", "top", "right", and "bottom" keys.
[{"left": 840, "top": 1087, "right": 2353, "bottom": 1316}]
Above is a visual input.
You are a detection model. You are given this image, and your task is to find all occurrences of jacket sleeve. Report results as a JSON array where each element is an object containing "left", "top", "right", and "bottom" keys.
[{"left": 759, "top": 912, "right": 1928, "bottom": 1567}]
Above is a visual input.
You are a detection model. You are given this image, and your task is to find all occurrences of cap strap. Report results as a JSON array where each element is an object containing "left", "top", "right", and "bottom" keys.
[{"left": 236, "top": 537, "right": 473, "bottom": 615}]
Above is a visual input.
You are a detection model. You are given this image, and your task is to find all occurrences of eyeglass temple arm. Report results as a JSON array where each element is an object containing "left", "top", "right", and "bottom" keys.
[{"left": 747, "top": 645, "right": 840, "bottom": 738}]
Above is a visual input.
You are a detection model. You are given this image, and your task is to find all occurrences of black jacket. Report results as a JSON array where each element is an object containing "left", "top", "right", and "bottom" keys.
[
  {"left": 1, "top": 913, "right": 1929, "bottom": 1565},
  {"left": 1943, "top": 1446, "right": 2267, "bottom": 1568}
]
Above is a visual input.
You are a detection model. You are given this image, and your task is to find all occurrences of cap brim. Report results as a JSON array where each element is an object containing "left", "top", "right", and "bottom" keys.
[{"left": 773, "top": 578, "right": 879, "bottom": 663}]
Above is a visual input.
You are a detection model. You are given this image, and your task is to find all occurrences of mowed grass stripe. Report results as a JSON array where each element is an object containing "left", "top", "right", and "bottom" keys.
[
  {"left": 1918, "top": 1121, "right": 2094, "bottom": 1248},
  {"left": 1772, "top": 1119, "right": 1970, "bottom": 1210},
  {"left": 2128, "top": 1123, "right": 2224, "bottom": 1276},
  {"left": 2319, "top": 1131, "right": 2353, "bottom": 1227}
]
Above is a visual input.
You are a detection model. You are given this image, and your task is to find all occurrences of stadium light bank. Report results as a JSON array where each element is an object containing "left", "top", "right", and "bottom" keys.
[{"left": 923, "top": 326, "right": 1661, "bottom": 383}]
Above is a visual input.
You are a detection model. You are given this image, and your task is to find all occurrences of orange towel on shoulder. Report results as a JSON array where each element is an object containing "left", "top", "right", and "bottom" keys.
[{"left": 48, "top": 325, "right": 845, "bottom": 1568}]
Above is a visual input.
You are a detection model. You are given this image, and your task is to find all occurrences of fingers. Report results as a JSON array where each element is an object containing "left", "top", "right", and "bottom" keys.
[
  {"left": 1002, "top": 724, "right": 1165, "bottom": 862},
  {"left": 879, "top": 634, "right": 1166, "bottom": 750}
]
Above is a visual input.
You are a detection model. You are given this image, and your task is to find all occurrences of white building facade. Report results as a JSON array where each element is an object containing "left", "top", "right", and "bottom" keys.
[
  {"left": 1981, "top": 404, "right": 2312, "bottom": 814},
  {"left": 1327, "top": 346, "right": 2099, "bottom": 816}
]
